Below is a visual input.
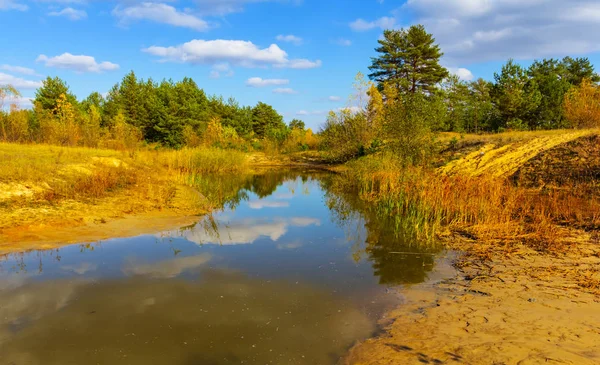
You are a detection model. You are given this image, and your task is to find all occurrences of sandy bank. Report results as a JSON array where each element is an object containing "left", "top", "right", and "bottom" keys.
[{"left": 345, "top": 230, "right": 600, "bottom": 364}]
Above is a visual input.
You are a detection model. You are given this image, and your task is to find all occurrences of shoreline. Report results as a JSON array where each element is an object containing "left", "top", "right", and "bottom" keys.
[{"left": 344, "top": 230, "right": 600, "bottom": 364}]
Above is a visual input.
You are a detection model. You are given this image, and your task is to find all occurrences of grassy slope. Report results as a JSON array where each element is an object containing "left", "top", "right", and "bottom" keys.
[
  {"left": 439, "top": 129, "right": 598, "bottom": 177},
  {"left": 0, "top": 143, "right": 249, "bottom": 250}
]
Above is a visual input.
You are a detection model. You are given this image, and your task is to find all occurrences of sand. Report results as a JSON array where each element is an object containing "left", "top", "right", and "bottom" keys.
[{"left": 345, "top": 232, "right": 600, "bottom": 365}]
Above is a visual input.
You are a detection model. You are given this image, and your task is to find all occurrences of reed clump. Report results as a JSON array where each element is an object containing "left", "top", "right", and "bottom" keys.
[
  {"left": 147, "top": 147, "right": 249, "bottom": 175},
  {"left": 336, "top": 153, "right": 600, "bottom": 252}
]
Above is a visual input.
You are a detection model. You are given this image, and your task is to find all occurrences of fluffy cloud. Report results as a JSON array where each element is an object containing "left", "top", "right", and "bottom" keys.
[
  {"left": 349, "top": 16, "right": 396, "bottom": 31},
  {"left": 401, "top": 0, "right": 600, "bottom": 63},
  {"left": 143, "top": 39, "right": 321, "bottom": 69},
  {"left": 0, "top": 72, "right": 42, "bottom": 89},
  {"left": 448, "top": 67, "right": 474, "bottom": 81},
  {"left": 0, "top": 0, "right": 27, "bottom": 11},
  {"left": 37, "top": 53, "right": 119, "bottom": 73},
  {"left": 246, "top": 77, "right": 289, "bottom": 87},
  {"left": 276, "top": 34, "right": 303, "bottom": 45},
  {"left": 113, "top": 3, "right": 209, "bottom": 31},
  {"left": 272, "top": 87, "right": 297, "bottom": 94},
  {"left": 328, "top": 96, "right": 342, "bottom": 102},
  {"left": 0, "top": 64, "right": 38, "bottom": 76},
  {"left": 48, "top": 7, "right": 87, "bottom": 20}
]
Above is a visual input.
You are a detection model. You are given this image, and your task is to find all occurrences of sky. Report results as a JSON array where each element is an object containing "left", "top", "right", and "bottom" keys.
[{"left": 2, "top": 0, "right": 600, "bottom": 130}]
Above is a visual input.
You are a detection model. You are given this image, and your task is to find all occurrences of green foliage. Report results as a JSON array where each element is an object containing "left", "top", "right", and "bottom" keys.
[
  {"left": 491, "top": 59, "right": 542, "bottom": 130},
  {"left": 369, "top": 25, "right": 448, "bottom": 95},
  {"left": 289, "top": 119, "right": 305, "bottom": 130},
  {"left": 319, "top": 109, "right": 370, "bottom": 162},
  {"left": 252, "top": 102, "right": 287, "bottom": 139},
  {"left": 385, "top": 92, "right": 439, "bottom": 166},
  {"left": 34, "top": 77, "right": 78, "bottom": 112}
]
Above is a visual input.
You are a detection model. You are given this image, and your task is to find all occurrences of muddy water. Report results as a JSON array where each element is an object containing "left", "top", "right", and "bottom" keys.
[{"left": 0, "top": 171, "right": 441, "bottom": 365}]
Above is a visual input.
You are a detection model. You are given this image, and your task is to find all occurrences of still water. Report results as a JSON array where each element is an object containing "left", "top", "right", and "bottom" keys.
[{"left": 0, "top": 170, "right": 440, "bottom": 365}]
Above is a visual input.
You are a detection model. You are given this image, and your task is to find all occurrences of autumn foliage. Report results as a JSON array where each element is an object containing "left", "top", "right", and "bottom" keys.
[{"left": 564, "top": 78, "right": 600, "bottom": 128}]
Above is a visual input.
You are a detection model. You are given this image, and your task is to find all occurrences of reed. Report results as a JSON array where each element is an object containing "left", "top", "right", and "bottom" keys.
[{"left": 336, "top": 153, "right": 600, "bottom": 251}]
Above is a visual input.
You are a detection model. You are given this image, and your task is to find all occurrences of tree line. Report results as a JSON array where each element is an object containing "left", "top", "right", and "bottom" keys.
[
  {"left": 2, "top": 24, "right": 600, "bottom": 155},
  {"left": 320, "top": 25, "right": 600, "bottom": 162},
  {"left": 0, "top": 72, "right": 315, "bottom": 151}
]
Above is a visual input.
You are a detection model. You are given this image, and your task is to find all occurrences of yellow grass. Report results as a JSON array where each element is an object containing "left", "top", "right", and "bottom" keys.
[
  {"left": 0, "top": 143, "right": 250, "bottom": 234},
  {"left": 440, "top": 129, "right": 598, "bottom": 177}
]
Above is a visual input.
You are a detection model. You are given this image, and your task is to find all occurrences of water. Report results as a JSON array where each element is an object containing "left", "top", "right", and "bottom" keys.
[{"left": 0, "top": 170, "right": 440, "bottom": 365}]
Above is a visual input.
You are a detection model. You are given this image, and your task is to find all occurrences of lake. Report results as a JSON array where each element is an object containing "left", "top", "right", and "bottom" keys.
[{"left": 0, "top": 170, "right": 441, "bottom": 365}]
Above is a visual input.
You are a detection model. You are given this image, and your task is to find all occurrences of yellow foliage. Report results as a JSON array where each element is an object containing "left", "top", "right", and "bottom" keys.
[
  {"left": 1, "top": 107, "right": 29, "bottom": 142},
  {"left": 107, "top": 112, "right": 142, "bottom": 150},
  {"left": 564, "top": 78, "right": 600, "bottom": 128},
  {"left": 204, "top": 117, "right": 225, "bottom": 147}
]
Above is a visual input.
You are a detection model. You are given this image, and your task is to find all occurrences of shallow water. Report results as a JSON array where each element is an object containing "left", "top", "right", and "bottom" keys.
[{"left": 0, "top": 170, "right": 440, "bottom": 365}]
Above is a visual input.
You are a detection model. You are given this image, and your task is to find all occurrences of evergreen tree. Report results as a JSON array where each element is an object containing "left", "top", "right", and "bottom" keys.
[
  {"left": 491, "top": 59, "right": 542, "bottom": 130},
  {"left": 466, "top": 79, "right": 496, "bottom": 133},
  {"left": 34, "top": 77, "right": 78, "bottom": 112},
  {"left": 251, "top": 102, "right": 286, "bottom": 138},
  {"left": 369, "top": 25, "right": 448, "bottom": 94},
  {"left": 289, "top": 119, "right": 305, "bottom": 130},
  {"left": 527, "top": 59, "right": 571, "bottom": 129},
  {"left": 118, "top": 71, "right": 147, "bottom": 129},
  {"left": 561, "top": 57, "right": 600, "bottom": 86}
]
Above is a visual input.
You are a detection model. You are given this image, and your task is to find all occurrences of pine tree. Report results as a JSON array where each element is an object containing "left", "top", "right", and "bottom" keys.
[
  {"left": 369, "top": 25, "right": 448, "bottom": 94},
  {"left": 34, "top": 77, "right": 78, "bottom": 112},
  {"left": 491, "top": 60, "right": 542, "bottom": 130}
]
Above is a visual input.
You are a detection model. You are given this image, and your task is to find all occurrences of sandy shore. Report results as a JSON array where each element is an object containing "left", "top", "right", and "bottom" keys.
[{"left": 345, "top": 231, "right": 600, "bottom": 365}]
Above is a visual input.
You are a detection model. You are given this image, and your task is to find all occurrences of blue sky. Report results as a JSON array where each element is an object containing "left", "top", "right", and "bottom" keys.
[{"left": 2, "top": 0, "right": 600, "bottom": 130}]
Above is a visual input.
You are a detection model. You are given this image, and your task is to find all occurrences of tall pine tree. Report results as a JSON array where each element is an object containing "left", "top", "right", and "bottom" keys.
[{"left": 369, "top": 25, "right": 448, "bottom": 95}]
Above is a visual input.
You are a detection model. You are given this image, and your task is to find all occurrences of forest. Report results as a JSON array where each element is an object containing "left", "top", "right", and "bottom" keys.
[{"left": 1, "top": 24, "right": 599, "bottom": 161}]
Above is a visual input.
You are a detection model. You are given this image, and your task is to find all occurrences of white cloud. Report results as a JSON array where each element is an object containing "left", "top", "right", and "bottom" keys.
[
  {"left": 36, "top": 53, "right": 119, "bottom": 73},
  {"left": 143, "top": 39, "right": 321, "bottom": 69},
  {"left": 0, "top": 0, "right": 27, "bottom": 11},
  {"left": 349, "top": 16, "right": 397, "bottom": 31},
  {"left": 448, "top": 67, "right": 474, "bottom": 81},
  {"left": 297, "top": 110, "right": 326, "bottom": 116},
  {"left": 164, "top": 217, "right": 321, "bottom": 245},
  {"left": 123, "top": 254, "right": 212, "bottom": 278},
  {"left": 194, "top": 0, "right": 293, "bottom": 16},
  {"left": 0, "top": 73, "right": 42, "bottom": 89},
  {"left": 209, "top": 63, "right": 234, "bottom": 78},
  {"left": 333, "top": 38, "right": 352, "bottom": 46},
  {"left": 0, "top": 64, "right": 38, "bottom": 76},
  {"left": 248, "top": 200, "right": 290, "bottom": 209},
  {"left": 401, "top": 0, "right": 600, "bottom": 63},
  {"left": 276, "top": 34, "right": 303, "bottom": 45},
  {"left": 113, "top": 3, "right": 209, "bottom": 31},
  {"left": 272, "top": 87, "right": 297, "bottom": 94},
  {"left": 328, "top": 96, "right": 342, "bottom": 102},
  {"left": 337, "top": 106, "right": 363, "bottom": 114},
  {"left": 246, "top": 77, "right": 289, "bottom": 87},
  {"left": 289, "top": 217, "right": 321, "bottom": 227},
  {"left": 279, "top": 58, "right": 321, "bottom": 69},
  {"left": 48, "top": 7, "right": 87, "bottom": 20}
]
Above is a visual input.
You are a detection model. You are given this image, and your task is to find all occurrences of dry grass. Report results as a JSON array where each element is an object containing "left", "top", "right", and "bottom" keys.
[
  {"left": 337, "top": 152, "right": 600, "bottom": 252},
  {"left": 0, "top": 143, "right": 250, "bottom": 233},
  {"left": 440, "top": 129, "right": 598, "bottom": 177}
]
